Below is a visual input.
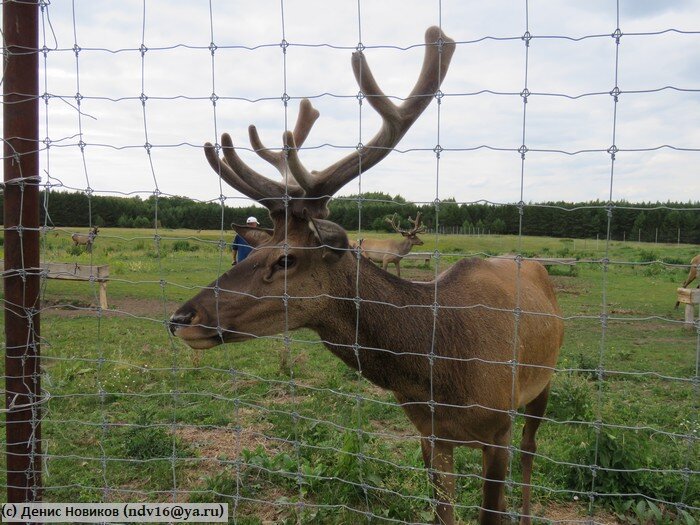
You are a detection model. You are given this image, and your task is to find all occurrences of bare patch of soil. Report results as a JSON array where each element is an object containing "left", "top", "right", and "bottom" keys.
[
  {"left": 551, "top": 277, "right": 586, "bottom": 296},
  {"left": 41, "top": 297, "right": 181, "bottom": 319},
  {"left": 174, "top": 419, "right": 283, "bottom": 465},
  {"left": 532, "top": 501, "right": 620, "bottom": 524}
]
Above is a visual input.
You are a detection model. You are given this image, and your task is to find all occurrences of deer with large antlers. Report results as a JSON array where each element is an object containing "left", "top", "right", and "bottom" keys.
[
  {"left": 358, "top": 212, "right": 426, "bottom": 277},
  {"left": 169, "top": 27, "right": 563, "bottom": 525}
]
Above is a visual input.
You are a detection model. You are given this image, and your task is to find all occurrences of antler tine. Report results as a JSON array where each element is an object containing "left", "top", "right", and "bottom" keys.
[
  {"left": 386, "top": 214, "right": 407, "bottom": 234},
  {"left": 310, "top": 26, "right": 455, "bottom": 199},
  {"left": 205, "top": 133, "right": 302, "bottom": 212},
  {"left": 408, "top": 212, "right": 426, "bottom": 234},
  {"left": 248, "top": 99, "right": 320, "bottom": 180},
  {"left": 204, "top": 140, "right": 265, "bottom": 202}
]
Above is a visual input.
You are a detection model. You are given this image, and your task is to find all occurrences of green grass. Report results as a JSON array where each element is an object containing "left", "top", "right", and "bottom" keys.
[{"left": 1, "top": 228, "right": 698, "bottom": 523}]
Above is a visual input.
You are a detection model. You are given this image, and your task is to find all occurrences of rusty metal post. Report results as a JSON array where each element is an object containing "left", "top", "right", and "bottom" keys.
[{"left": 3, "top": 0, "right": 42, "bottom": 503}]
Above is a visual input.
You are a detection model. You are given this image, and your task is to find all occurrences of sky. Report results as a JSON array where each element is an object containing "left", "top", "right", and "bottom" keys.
[{"left": 28, "top": 0, "right": 700, "bottom": 208}]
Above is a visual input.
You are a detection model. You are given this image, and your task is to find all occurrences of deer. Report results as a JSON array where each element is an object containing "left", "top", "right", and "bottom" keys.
[
  {"left": 71, "top": 226, "right": 99, "bottom": 253},
  {"left": 674, "top": 254, "right": 700, "bottom": 309},
  {"left": 168, "top": 27, "right": 563, "bottom": 525},
  {"left": 358, "top": 213, "right": 426, "bottom": 277}
]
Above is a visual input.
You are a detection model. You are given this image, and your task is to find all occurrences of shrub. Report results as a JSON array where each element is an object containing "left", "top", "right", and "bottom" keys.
[
  {"left": 547, "top": 373, "right": 594, "bottom": 422},
  {"left": 67, "top": 245, "right": 84, "bottom": 257},
  {"left": 123, "top": 424, "right": 189, "bottom": 460},
  {"left": 643, "top": 261, "right": 664, "bottom": 277},
  {"left": 172, "top": 240, "right": 199, "bottom": 252},
  {"left": 612, "top": 499, "right": 698, "bottom": 525},
  {"left": 567, "top": 430, "right": 653, "bottom": 498},
  {"left": 662, "top": 256, "right": 686, "bottom": 266},
  {"left": 188, "top": 469, "right": 239, "bottom": 503},
  {"left": 573, "top": 351, "right": 599, "bottom": 380},
  {"left": 637, "top": 249, "right": 658, "bottom": 263}
]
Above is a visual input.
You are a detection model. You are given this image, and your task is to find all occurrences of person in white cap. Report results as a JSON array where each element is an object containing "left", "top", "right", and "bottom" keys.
[{"left": 231, "top": 216, "right": 258, "bottom": 265}]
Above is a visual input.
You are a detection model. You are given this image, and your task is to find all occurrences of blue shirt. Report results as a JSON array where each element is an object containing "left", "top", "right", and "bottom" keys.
[{"left": 232, "top": 234, "right": 253, "bottom": 262}]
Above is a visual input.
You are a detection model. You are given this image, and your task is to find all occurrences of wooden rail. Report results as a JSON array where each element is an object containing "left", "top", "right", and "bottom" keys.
[
  {"left": 677, "top": 287, "right": 700, "bottom": 331},
  {"left": 403, "top": 252, "right": 432, "bottom": 265},
  {"left": 0, "top": 261, "right": 110, "bottom": 309}
]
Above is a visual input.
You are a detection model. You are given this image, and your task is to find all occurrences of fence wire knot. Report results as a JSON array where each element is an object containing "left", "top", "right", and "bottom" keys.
[
  {"left": 522, "top": 31, "right": 532, "bottom": 46},
  {"left": 612, "top": 28, "right": 623, "bottom": 43},
  {"left": 610, "top": 86, "right": 621, "bottom": 101}
]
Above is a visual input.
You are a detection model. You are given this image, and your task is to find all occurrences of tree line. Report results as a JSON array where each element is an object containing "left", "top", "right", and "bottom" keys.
[{"left": 2, "top": 190, "right": 698, "bottom": 243}]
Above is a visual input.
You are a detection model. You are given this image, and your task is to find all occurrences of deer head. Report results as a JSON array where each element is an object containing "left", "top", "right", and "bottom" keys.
[
  {"left": 169, "top": 27, "right": 455, "bottom": 349},
  {"left": 386, "top": 212, "right": 426, "bottom": 246}
]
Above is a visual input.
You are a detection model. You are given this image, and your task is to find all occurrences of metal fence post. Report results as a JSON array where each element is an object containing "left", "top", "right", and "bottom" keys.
[{"left": 3, "top": 0, "right": 42, "bottom": 503}]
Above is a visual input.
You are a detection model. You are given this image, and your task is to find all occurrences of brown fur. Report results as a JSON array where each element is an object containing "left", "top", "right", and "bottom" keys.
[
  {"left": 171, "top": 216, "right": 563, "bottom": 524},
  {"left": 358, "top": 234, "right": 423, "bottom": 277},
  {"left": 70, "top": 227, "right": 98, "bottom": 252},
  {"left": 169, "top": 27, "right": 563, "bottom": 524}
]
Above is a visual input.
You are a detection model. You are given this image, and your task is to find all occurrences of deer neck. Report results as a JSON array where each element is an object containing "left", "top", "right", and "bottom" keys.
[
  {"left": 396, "top": 237, "right": 414, "bottom": 256},
  {"left": 312, "top": 255, "right": 436, "bottom": 391}
]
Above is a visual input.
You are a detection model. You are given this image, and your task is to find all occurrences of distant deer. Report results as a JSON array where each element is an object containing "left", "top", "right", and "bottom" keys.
[
  {"left": 71, "top": 226, "right": 99, "bottom": 253},
  {"left": 169, "top": 27, "right": 563, "bottom": 525},
  {"left": 359, "top": 213, "right": 426, "bottom": 277},
  {"left": 675, "top": 254, "right": 700, "bottom": 309}
]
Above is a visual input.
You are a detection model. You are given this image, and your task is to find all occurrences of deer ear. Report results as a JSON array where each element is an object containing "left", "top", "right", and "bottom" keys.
[
  {"left": 231, "top": 223, "right": 273, "bottom": 247},
  {"left": 308, "top": 218, "right": 349, "bottom": 263}
]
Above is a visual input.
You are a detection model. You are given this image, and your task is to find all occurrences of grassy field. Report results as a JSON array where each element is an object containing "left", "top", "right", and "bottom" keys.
[{"left": 1, "top": 227, "right": 698, "bottom": 524}]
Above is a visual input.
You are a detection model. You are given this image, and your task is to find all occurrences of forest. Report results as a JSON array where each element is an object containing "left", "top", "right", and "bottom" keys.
[{"left": 2, "top": 190, "right": 699, "bottom": 243}]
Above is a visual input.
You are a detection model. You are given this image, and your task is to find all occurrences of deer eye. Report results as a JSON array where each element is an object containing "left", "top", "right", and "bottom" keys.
[{"left": 275, "top": 254, "right": 297, "bottom": 270}]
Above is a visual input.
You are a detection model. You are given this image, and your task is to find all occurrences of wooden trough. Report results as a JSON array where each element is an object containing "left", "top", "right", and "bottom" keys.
[
  {"left": 677, "top": 287, "right": 700, "bottom": 331},
  {"left": 1, "top": 261, "right": 110, "bottom": 309}
]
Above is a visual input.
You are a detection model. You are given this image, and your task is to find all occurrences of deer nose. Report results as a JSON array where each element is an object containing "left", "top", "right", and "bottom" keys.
[{"left": 169, "top": 308, "right": 196, "bottom": 335}]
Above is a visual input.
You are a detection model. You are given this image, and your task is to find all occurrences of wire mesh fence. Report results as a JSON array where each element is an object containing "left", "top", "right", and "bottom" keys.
[{"left": 2, "top": 1, "right": 699, "bottom": 524}]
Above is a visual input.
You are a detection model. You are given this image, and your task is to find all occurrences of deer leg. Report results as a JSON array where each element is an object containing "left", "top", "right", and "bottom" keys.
[
  {"left": 396, "top": 261, "right": 401, "bottom": 278},
  {"left": 480, "top": 442, "right": 509, "bottom": 525},
  {"left": 519, "top": 384, "right": 550, "bottom": 525},
  {"left": 421, "top": 437, "right": 456, "bottom": 525}
]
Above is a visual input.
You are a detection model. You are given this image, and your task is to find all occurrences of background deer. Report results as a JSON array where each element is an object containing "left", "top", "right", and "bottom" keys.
[
  {"left": 359, "top": 213, "right": 426, "bottom": 277},
  {"left": 675, "top": 253, "right": 700, "bottom": 309},
  {"left": 71, "top": 226, "right": 99, "bottom": 253},
  {"left": 169, "top": 27, "right": 563, "bottom": 525}
]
